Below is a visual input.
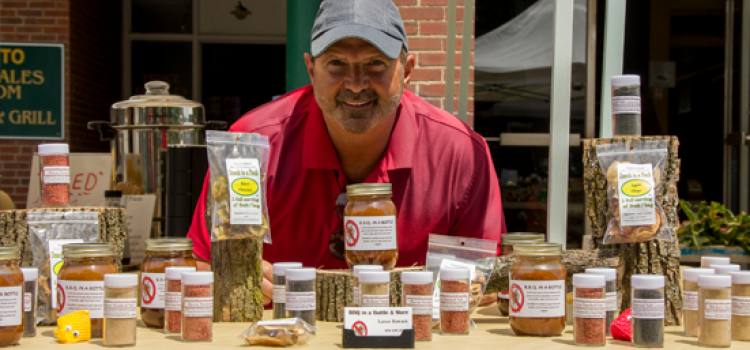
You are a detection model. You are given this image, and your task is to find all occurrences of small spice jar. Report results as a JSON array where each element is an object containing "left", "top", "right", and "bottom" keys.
[
  {"left": 103, "top": 273, "right": 137, "bottom": 347},
  {"left": 439, "top": 267, "right": 470, "bottom": 335},
  {"left": 509, "top": 243, "right": 566, "bottom": 336},
  {"left": 698, "top": 274, "right": 732, "bottom": 348},
  {"left": 584, "top": 268, "right": 617, "bottom": 336},
  {"left": 401, "top": 271, "right": 433, "bottom": 341},
  {"left": 351, "top": 265, "right": 383, "bottom": 307},
  {"left": 572, "top": 274, "right": 606, "bottom": 346},
  {"left": 711, "top": 264, "right": 740, "bottom": 275},
  {"left": 359, "top": 271, "right": 390, "bottom": 307},
  {"left": 701, "top": 256, "right": 730, "bottom": 268},
  {"left": 285, "top": 268, "right": 316, "bottom": 327},
  {"left": 272, "top": 262, "right": 303, "bottom": 319},
  {"left": 682, "top": 268, "right": 715, "bottom": 337},
  {"left": 21, "top": 267, "right": 38, "bottom": 338},
  {"left": 140, "top": 238, "right": 196, "bottom": 328},
  {"left": 730, "top": 271, "right": 750, "bottom": 341},
  {"left": 0, "top": 247, "right": 24, "bottom": 346},
  {"left": 343, "top": 183, "right": 398, "bottom": 270},
  {"left": 181, "top": 271, "right": 213, "bottom": 342},
  {"left": 630, "top": 275, "right": 664, "bottom": 348},
  {"left": 610, "top": 75, "right": 641, "bottom": 136},
  {"left": 38, "top": 143, "right": 70, "bottom": 207},
  {"left": 58, "top": 243, "right": 118, "bottom": 339},
  {"left": 164, "top": 266, "right": 196, "bottom": 334}
]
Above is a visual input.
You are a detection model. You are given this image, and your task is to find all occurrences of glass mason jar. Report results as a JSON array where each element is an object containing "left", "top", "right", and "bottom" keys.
[
  {"left": 343, "top": 183, "right": 398, "bottom": 270},
  {"left": 58, "top": 243, "right": 118, "bottom": 339},
  {"left": 509, "top": 243, "right": 566, "bottom": 336},
  {"left": 140, "top": 238, "right": 196, "bottom": 328},
  {"left": 498, "top": 234, "right": 545, "bottom": 317},
  {"left": 0, "top": 246, "right": 24, "bottom": 346}
]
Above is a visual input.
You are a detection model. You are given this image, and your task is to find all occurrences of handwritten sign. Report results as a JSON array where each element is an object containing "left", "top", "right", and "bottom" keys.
[
  {"left": 0, "top": 43, "right": 64, "bottom": 139},
  {"left": 26, "top": 153, "right": 112, "bottom": 208}
]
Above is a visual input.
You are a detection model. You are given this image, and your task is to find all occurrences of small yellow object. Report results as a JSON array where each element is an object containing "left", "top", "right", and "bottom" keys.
[{"left": 54, "top": 310, "right": 92, "bottom": 344}]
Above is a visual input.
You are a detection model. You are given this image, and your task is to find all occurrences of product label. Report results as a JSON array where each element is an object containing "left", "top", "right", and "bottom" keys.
[
  {"left": 272, "top": 285, "right": 286, "bottom": 304},
  {"left": 286, "top": 291, "right": 316, "bottom": 311},
  {"left": 509, "top": 280, "right": 565, "bottom": 318},
  {"left": 183, "top": 297, "right": 213, "bottom": 317},
  {"left": 140, "top": 272, "right": 165, "bottom": 308},
  {"left": 352, "top": 287, "right": 360, "bottom": 306},
  {"left": 612, "top": 96, "right": 641, "bottom": 114},
  {"left": 47, "top": 238, "right": 84, "bottom": 308},
  {"left": 343, "top": 216, "right": 396, "bottom": 251},
  {"left": 225, "top": 158, "right": 263, "bottom": 225},
  {"left": 617, "top": 163, "right": 656, "bottom": 227},
  {"left": 23, "top": 292, "right": 32, "bottom": 313},
  {"left": 104, "top": 298, "right": 137, "bottom": 318},
  {"left": 733, "top": 296, "right": 750, "bottom": 316},
  {"left": 606, "top": 291, "right": 617, "bottom": 311},
  {"left": 344, "top": 307, "right": 412, "bottom": 337},
  {"left": 42, "top": 166, "right": 70, "bottom": 184},
  {"left": 704, "top": 299, "right": 732, "bottom": 320},
  {"left": 361, "top": 294, "right": 390, "bottom": 308},
  {"left": 0, "top": 286, "right": 22, "bottom": 326},
  {"left": 57, "top": 280, "right": 104, "bottom": 318},
  {"left": 683, "top": 291, "right": 698, "bottom": 311},
  {"left": 631, "top": 298, "right": 664, "bottom": 319},
  {"left": 440, "top": 292, "right": 469, "bottom": 312},
  {"left": 405, "top": 295, "right": 433, "bottom": 315},
  {"left": 165, "top": 292, "right": 181, "bottom": 311},
  {"left": 573, "top": 297, "right": 607, "bottom": 318}
]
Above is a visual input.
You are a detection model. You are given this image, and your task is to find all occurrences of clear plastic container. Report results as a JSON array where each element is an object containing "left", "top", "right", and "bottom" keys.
[
  {"left": 573, "top": 274, "right": 606, "bottom": 346},
  {"left": 181, "top": 272, "right": 214, "bottom": 342},
  {"left": 731, "top": 271, "right": 750, "bottom": 341},
  {"left": 272, "top": 262, "right": 302, "bottom": 319},
  {"left": 358, "top": 271, "right": 390, "bottom": 307},
  {"left": 350, "top": 265, "right": 383, "bottom": 307},
  {"left": 631, "top": 275, "right": 664, "bottom": 348},
  {"left": 401, "top": 271, "right": 433, "bottom": 341},
  {"left": 711, "top": 264, "right": 740, "bottom": 275},
  {"left": 584, "top": 268, "right": 617, "bottom": 336},
  {"left": 21, "top": 267, "right": 38, "bottom": 338},
  {"left": 610, "top": 75, "right": 641, "bottom": 136},
  {"left": 700, "top": 256, "right": 730, "bottom": 268},
  {"left": 164, "top": 266, "right": 196, "bottom": 334},
  {"left": 698, "top": 275, "right": 732, "bottom": 348},
  {"left": 285, "top": 268, "right": 316, "bottom": 327},
  {"left": 38, "top": 143, "right": 70, "bottom": 207},
  {"left": 103, "top": 273, "right": 138, "bottom": 347},
  {"left": 682, "top": 268, "right": 715, "bottom": 337},
  {"left": 439, "top": 267, "right": 470, "bottom": 335}
]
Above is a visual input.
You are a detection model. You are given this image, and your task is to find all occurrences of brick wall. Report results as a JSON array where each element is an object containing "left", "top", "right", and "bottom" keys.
[
  {"left": 0, "top": 0, "right": 71, "bottom": 207},
  {"left": 396, "top": 0, "right": 475, "bottom": 125}
]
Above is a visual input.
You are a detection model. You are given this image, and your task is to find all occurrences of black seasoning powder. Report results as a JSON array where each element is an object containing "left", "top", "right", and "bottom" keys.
[
  {"left": 272, "top": 262, "right": 302, "bottom": 320},
  {"left": 21, "top": 268, "right": 38, "bottom": 337},
  {"left": 285, "top": 268, "right": 316, "bottom": 328},
  {"left": 611, "top": 75, "right": 642, "bottom": 136},
  {"left": 631, "top": 275, "right": 664, "bottom": 348}
]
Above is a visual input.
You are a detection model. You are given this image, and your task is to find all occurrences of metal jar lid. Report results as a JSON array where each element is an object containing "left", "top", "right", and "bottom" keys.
[
  {"left": 501, "top": 232, "right": 546, "bottom": 246},
  {"left": 63, "top": 243, "right": 114, "bottom": 258},
  {"left": 346, "top": 183, "right": 392, "bottom": 196},
  {"left": 146, "top": 238, "right": 193, "bottom": 252},
  {"left": 0, "top": 246, "right": 20, "bottom": 260},
  {"left": 513, "top": 243, "right": 562, "bottom": 256},
  {"left": 111, "top": 81, "right": 205, "bottom": 129}
]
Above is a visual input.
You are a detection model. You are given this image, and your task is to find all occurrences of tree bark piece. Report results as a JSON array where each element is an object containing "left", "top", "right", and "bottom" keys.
[{"left": 211, "top": 237, "right": 264, "bottom": 322}]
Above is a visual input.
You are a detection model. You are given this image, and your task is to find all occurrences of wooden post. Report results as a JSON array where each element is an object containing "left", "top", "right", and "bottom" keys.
[{"left": 211, "top": 238, "right": 264, "bottom": 322}]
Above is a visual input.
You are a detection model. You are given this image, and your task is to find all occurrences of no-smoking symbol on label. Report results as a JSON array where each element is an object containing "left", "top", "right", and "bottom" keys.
[
  {"left": 142, "top": 276, "right": 157, "bottom": 304},
  {"left": 344, "top": 220, "right": 360, "bottom": 248},
  {"left": 352, "top": 320, "right": 368, "bottom": 336},
  {"left": 510, "top": 283, "right": 525, "bottom": 314},
  {"left": 56, "top": 283, "right": 66, "bottom": 312}
]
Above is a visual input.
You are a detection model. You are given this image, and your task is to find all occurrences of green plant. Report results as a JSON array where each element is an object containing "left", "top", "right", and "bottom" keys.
[{"left": 677, "top": 200, "right": 750, "bottom": 254}]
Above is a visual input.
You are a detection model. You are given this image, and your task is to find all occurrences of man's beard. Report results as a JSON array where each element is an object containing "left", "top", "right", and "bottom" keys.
[{"left": 318, "top": 89, "right": 402, "bottom": 134}]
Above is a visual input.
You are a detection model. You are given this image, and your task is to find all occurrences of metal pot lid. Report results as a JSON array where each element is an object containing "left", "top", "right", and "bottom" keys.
[
  {"left": 111, "top": 81, "right": 205, "bottom": 128},
  {"left": 112, "top": 81, "right": 202, "bottom": 109}
]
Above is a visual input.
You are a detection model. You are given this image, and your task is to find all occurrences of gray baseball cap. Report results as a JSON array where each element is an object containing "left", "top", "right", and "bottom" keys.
[{"left": 310, "top": 0, "right": 408, "bottom": 59}]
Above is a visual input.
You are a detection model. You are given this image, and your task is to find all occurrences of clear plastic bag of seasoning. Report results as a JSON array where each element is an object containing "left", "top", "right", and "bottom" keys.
[
  {"left": 27, "top": 211, "right": 100, "bottom": 325},
  {"left": 596, "top": 141, "right": 671, "bottom": 244},
  {"left": 206, "top": 131, "right": 271, "bottom": 243},
  {"left": 241, "top": 318, "right": 315, "bottom": 347}
]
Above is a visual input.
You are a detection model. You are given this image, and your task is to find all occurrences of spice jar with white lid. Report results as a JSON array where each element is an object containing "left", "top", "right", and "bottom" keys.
[
  {"left": 181, "top": 271, "right": 214, "bottom": 342},
  {"left": 610, "top": 75, "right": 642, "bottom": 136},
  {"left": 698, "top": 274, "right": 732, "bottom": 348},
  {"left": 573, "top": 274, "right": 606, "bottom": 346},
  {"left": 701, "top": 256, "right": 730, "bottom": 268},
  {"left": 401, "top": 271, "right": 433, "bottom": 341},
  {"left": 103, "top": 273, "right": 138, "bottom": 347},
  {"left": 631, "top": 275, "right": 664, "bottom": 348},
  {"left": 38, "top": 143, "right": 70, "bottom": 207},
  {"left": 711, "top": 264, "right": 740, "bottom": 275},
  {"left": 359, "top": 271, "right": 390, "bottom": 307},
  {"left": 730, "top": 271, "right": 750, "bottom": 341},
  {"left": 682, "top": 268, "right": 715, "bottom": 337},
  {"left": 439, "top": 267, "right": 470, "bottom": 335},
  {"left": 584, "top": 268, "right": 617, "bottom": 336},
  {"left": 164, "top": 266, "right": 196, "bottom": 334},
  {"left": 351, "top": 265, "right": 383, "bottom": 307},
  {"left": 21, "top": 267, "right": 38, "bottom": 338},
  {"left": 285, "top": 268, "right": 316, "bottom": 327},
  {"left": 272, "top": 262, "right": 303, "bottom": 319}
]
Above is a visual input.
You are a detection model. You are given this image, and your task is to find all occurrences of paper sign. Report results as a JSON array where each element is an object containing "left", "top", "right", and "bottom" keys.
[
  {"left": 123, "top": 194, "right": 156, "bottom": 265},
  {"left": 343, "top": 307, "right": 414, "bottom": 349},
  {"left": 26, "top": 153, "right": 112, "bottom": 208}
]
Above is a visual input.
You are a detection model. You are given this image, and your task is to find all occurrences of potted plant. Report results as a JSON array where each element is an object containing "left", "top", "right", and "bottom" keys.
[{"left": 678, "top": 200, "right": 750, "bottom": 257}]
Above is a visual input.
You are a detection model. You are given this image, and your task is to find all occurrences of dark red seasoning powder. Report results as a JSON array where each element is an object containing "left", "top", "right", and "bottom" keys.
[
  {"left": 181, "top": 284, "right": 212, "bottom": 341},
  {"left": 165, "top": 279, "right": 182, "bottom": 333},
  {"left": 40, "top": 155, "right": 69, "bottom": 206},
  {"left": 575, "top": 287, "right": 606, "bottom": 346},
  {"left": 440, "top": 280, "right": 470, "bottom": 334},
  {"left": 403, "top": 283, "right": 432, "bottom": 341}
]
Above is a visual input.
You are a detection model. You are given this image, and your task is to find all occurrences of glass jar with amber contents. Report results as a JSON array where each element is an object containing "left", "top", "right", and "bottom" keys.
[
  {"left": 509, "top": 243, "right": 566, "bottom": 336},
  {"left": 0, "top": 246, "right": 23, "bottom": 346},
  {"left": 343, "top": 183, "right": 398, "bottom": 270},
  {"left": 58, "top": 243, "right": 118, "bottom": 338},
  {"left": 498, "top": 233, "right": 546, "bottom": 316},
  {"left": 140, "top": 238, "right": 196, "bottom": 328}
]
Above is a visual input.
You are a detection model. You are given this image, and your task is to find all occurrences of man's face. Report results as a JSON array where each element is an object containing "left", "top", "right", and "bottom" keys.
[{"left": 305, "top": 38, "right": 414, "bottom": 134}]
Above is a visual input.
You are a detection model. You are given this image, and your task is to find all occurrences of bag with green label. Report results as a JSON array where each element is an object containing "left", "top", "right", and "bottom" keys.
[
  {"left": 596, "top": 140, "right": 671, "bottom": 244},
  {"left": 206, "top": 131, "right": 271, "bottom": 243}
]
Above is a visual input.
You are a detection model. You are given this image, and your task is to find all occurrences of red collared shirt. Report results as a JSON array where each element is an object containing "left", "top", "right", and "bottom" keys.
[{"left": 187, "top": 85, "right": 505, "bottom": 268}]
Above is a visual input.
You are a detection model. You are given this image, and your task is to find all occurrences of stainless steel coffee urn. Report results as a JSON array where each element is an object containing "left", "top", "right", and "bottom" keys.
[{"left": 89, "top": 81, "right": 224, "bottom": 238}]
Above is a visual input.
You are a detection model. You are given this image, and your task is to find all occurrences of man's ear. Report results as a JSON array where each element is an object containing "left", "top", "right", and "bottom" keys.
[
  {"left": 304, "top": 53, "right": 315, "bottom": 82},
  {"left": 402, "top": 53, "right": 416, "bottom": 85}
]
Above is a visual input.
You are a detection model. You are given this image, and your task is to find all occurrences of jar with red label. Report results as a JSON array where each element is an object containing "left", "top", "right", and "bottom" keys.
[
  {"left": 343, "top": 183, "right": 398, "bottom": 270},
  {"left": 509, "top": 243, "right": 566, "bottom": 336},
  {"left": 38, "top": 143, "right": 70, "bottom": 207},
  {"left": 57, "top": 243, "right": 118, "bottom": 338},
  {"left": 0, "top": 246, "right": 24, "bottom": 346},
  {"left": 140, "top": 238, "right": 196, "bottom": 328}
]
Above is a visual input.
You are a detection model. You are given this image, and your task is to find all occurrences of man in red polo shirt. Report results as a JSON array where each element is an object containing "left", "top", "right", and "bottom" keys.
[{"left": 186, "top": 0, "right": 505, "bottom": 302}]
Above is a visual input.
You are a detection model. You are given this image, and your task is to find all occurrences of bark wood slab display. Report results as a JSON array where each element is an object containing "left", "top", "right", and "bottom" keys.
[
  {"left": 582, "top": 136, "right": 682, "bottom": 326},
  {"left": 211, "top": 238, "right": 264, "bottom": 322}
]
